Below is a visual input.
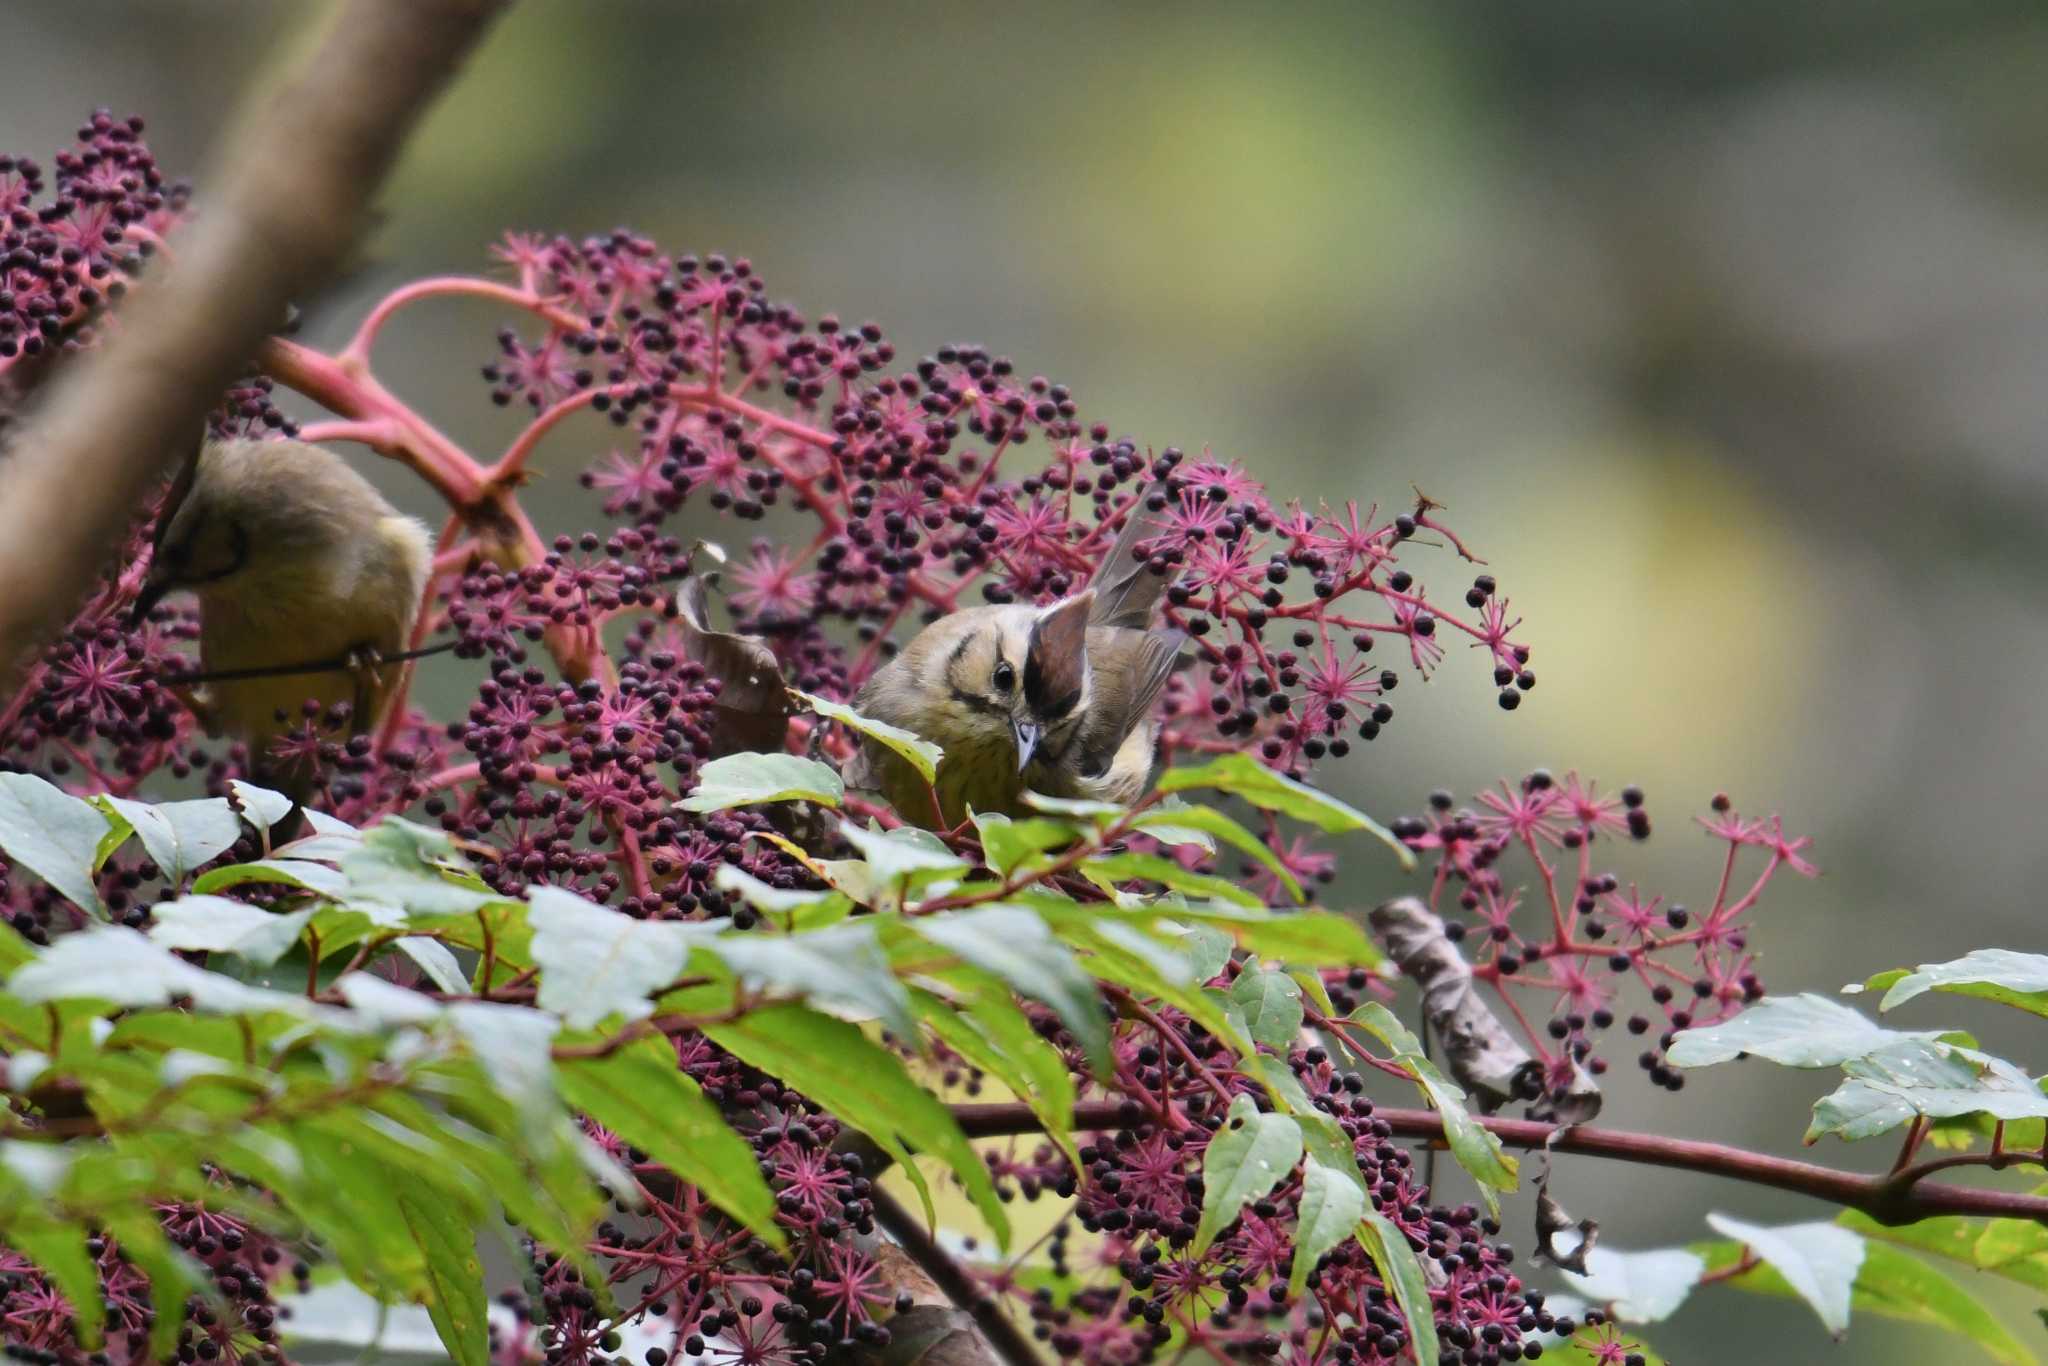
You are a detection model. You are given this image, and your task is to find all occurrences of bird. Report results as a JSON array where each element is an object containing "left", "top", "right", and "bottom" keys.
[
  {"left": 129, "top": 437, "right": 432, "bottom": 799},
  {"left": 847, "top": 483, "right": 1185, "bottom": 828}
]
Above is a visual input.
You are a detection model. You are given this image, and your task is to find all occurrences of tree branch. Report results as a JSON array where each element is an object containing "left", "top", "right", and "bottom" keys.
[
  {"left": 950, "top": 1101, "right": 2048, "bottom": 1227},
  {"left": 0, "top": 0, "right": 508, "bottom": 682}
]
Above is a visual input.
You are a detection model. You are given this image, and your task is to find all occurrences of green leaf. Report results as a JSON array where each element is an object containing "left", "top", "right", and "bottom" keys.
[
  {"left": 841, "top": 820, "right": 971, "bottom": 888},
  {"left": 1704, "top": 1214, "right": 1863, "bottom": 1337},
  {"left": 1702, "top": 1228, "right": 2037, "bottom": 1363},
  {"left": 1667, "top": 993, "right": 1949, "bottom": 1069},
  {"left": 0, "top": 920, "right": 35, "bottom": 974},
  {"left": 1133, "top": 803, "right": 1301, "bottom": 902},
  {"left": 1806, "top": 1039, "right": 2048, "bottom": 1142},
  {"left": 99, "top": 1207, "right": 205, "bottom": 1360},
  {"left": 797, "top": 689, "right": 943, "bottom": 784},
  {"left": 1559, "top": 1246, "right": 1706, "bottom": 1322},
  {"left": 192, "top": 857, "right": 348, "bottom": 896},
  {"left": 99, "top": 796, "right": 242, "bottom": 886},
  {"left": 707, "top": 922, "right": 917, "bottom": 1042},
  {"left": 1861, "top": 950, "right": 2048, "bottom": 1020},
  {"left": 970, "top": 810, "right": 1078, "bottom": 878},
  {"left": 706, "top": 1003, "right": 1010, "bottom": 1249},
  {"left": 713, "top": 865, "right": 852, "bottom": 930},
  {"left": 5, "top": 1221, "right": 103, "bottom": 1346},
  {"left": 1356, "top": 1209, "right": 1439, "bottom": 1364},
  {"left": 397, "top": 1188, "right": 489, "bottom": 1366},
  {"left": 1229, "top": 962, "right": 1304, "bottom": 1049},
  {"left": 338, "top": 820, "right": 502, "bottom": 917},
  {"left": 526, "top": 885, "right": 703, "bottom": 1028},
  {"left": 147, "top": 894, "right": 315, "bottom": 966},
  {"left": 228, "top": 780, "right": 297, "bottom": 834},
  {"left": 9, "top": 925, "right": 324, "bottom": 1017},
  {"left": 1194, "top": 1094, "right": 1302, "bottom": 1254},
  {"left": 1082, "top": 850, "right": 1262, "bottom": 909},
  {"left": 1839, "top": 1209, "right": 2048, "bottom": 1296},
  {"left": 913, "top": 906, "right": 1111, "bottom": 1078},
  {"left": 1177, "top": 924, "right": 1236, "bottom": 982},
  {"left": 395, "top": 936, "right": 468, "bottom": 993},
  {"left": 0, "top": 770, "right": 110, "bottom": 915},
  {"left": 1346, "top": 1002, "right": 1517, "bottom": 1212},
  {"left": 681, "top": 752, "right": 843, "bottom": 813},
  {"left": 447, "top": 1002, "right": 561, "bottom": 1115},
  {"left": 555, "top": 1038, "right": 783, "bottom": 1248},
  {"left": 1157, "top": 753, "right": 1411, "bottom": 863},
  {"left": 1172, "top": 903, "right": 1386, "bottom": 969},
  {"left": 912, "top": 980, "right": 1078, "bottom": 1169},
  {"left": 1290, "top": 1159, "right": 1365, "bottom": 1298}
]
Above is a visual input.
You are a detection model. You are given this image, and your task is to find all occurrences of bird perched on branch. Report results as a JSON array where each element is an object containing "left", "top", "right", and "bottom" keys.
[
  {"left": 848, "top": 483, "right": 1185, "bottom": 827},
  {"left": 130, "top": 437, "right": 431, "bottom": 798}
]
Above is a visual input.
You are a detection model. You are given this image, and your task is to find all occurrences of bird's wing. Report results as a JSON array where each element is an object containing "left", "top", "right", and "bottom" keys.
[
  {"left": 1101, "top": 627, "right": 1186, "bottom": 741},
  {"left": 1089, "top": 480, "right": 1173, "bottom": 630}
]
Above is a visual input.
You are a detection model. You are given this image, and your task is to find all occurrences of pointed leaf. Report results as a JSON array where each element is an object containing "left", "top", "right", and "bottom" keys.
[
  {"left": 797, "top": 689, "right": 943, "bottom": 784},
  {"left": 913, "top": 906, "right": 1110, "bottom": 1078},
  {"left": 1704, "top": 1214, "right": 1863, "bottom": 1337},
  {"left": 527, "top": 884, "right": 704, "bottom": 1028},
  {"left": 397, "top": 1188, "right": 489, "bottom": 1366},
  {"left": 555, "top": 1038, "right": 783, "bottom": 1248},
  {"left": 1559, "top": 1246, "right": 1705, "bottom": 1323},
  {"left": 1229, "top": 962, "right": 1304, "bottom": 1049},
  {"left": 1347, "top": 1002, "right": 1517, "bottom": 1212},
  {"left": 148, "top": 895, "right": 314, "bottom": 966},
  {"left": 707, "top": 922, "right": 916, "bottom": 1041},
  {"left": 1290, "top": 1159, "right": 1366, "bottom": 1298},
  {"left": 1866, "top": 950, "right": 2048, "bottom": 1019},
  {"left": 0, "top": 771, "right": 110, "bottom": 914},
  {"left": 228, "top": 780, "right": 297, "bottom": 834},
  {"left": 1194, "top": 1093, "right": 1302, "bottom": 1253},
  {"left": 1133, "top": 804, "right": 1301, "bottom": 901},
  {"left": 1157, "top": 753, "right": 1410, "bottom": 863},
  {"left": 681, "top": 752, "right": 843, "bottom": 813},
  {"left": 1356, "top": 1209, "right": 1439, "bottom": 1364},
  {"left": 1667, "top": 994, "right": 1940, "bottom": 1069},
  {"left": 100, "top": 797, "right": 242, "bottom": 885}
]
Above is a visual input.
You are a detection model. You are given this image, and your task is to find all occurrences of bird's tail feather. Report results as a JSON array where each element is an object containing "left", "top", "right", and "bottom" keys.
[{"left": 1089, "top": 479, "right": 1175, "bottom": 630}]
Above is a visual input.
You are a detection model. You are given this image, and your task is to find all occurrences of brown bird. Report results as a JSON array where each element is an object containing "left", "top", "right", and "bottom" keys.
[
  {"left": 848, "top": 485, "right": 1184, "bottom": 827},
  {"left": 131, "top": 437, "right": 432, "bottom": 797}
]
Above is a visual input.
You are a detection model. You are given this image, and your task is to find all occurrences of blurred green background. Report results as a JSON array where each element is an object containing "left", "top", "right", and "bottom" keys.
[{"left": 9, "top": 2, "right": 2048, "bottom": 1359}]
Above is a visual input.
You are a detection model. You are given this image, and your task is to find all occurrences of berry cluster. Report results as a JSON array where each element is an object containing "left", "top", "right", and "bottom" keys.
[{"left": 1390, "top": 772, "right": 1814, "bottom": 1109}]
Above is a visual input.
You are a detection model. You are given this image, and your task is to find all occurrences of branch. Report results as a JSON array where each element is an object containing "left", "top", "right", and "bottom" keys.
[
  {"left": 949, "top": 1102, "right": 2048, "bottom": 1227},
  {"left": 0, "top": 0, "right": 508, "bottom": 681},
  {"left": 866, "top": 1182, "right": 1044, "bottom": 1366}
]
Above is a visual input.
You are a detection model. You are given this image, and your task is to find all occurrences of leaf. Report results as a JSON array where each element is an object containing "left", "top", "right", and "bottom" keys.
[
  {"left": 1345, "top": 1002, "right": 1517, "bottom": 1212},
  {"left": 1839, "top": 1209, "right": 2048, "bottom": 1295},
  {"left": 147, "top": 895, "right": 314, "bottom": 966},
  {"left": 447, "top": 1002, "right": 560, "bottom": 1114},
  {"left": 228, "top": 780, "right": 297, "bottom": 834},
  {"left": 0, "top": 770, "right": 110, "bottom": 914},
  {"left": 970, "top": 810, "right": 1077, "bottom": 878},
  {"left": 1194, "top": 1094, "right": 1303, "bottom": 1254},
  {"left": 797, "top": 689, "right": 943, "bottom": 784},
  {"left": 8, "top": 925, "right": 325, "bottom": 1017},
  {"left": 707, "top": 922, "right": 917, "bottom": 1042},
  {"left": 912, "top": 980, "right": 1079, "bottom": 1169},
  {"left": 339, "top": 820, "right": 502, "bottom": 917},
  {"left": 1229, "top": 962, "right": 1304, "bottom": 1049},
  {"left": 840, "top": 820, "right": 970, "bottom": 887},
  {"left": 1356, "top": 1209, "right": 1439, "bottom": 1364},
  {"left": 1863, "top": 950, "right": 2048, "bottom": 1020},
  {"left": 100, "top": 796, "right": 242, "bottom": 886},
  {"left": 1156, "top": 752, "right": 1411, "bottom": 863},
  {"left": 713, "top": 864, "right": 852, "bottom": 929},
  {"left": 1082, "top": 850, "right": 1262, "bottom": 909},
  {"left": 680, "top": 752, "right": 843, "bottom": 813},
  {"left": 1703, "top": 1213, "right": 1864, "bottom": 1337},
  {"left": 1177, "top": 924, "right": 1236, "bottom": 983},
  {"left": 1666, "top": 993, "right": 1947, "bottom": 1069},
  {"left": 913, "top": 906, "right": 1111, "bottom": 1078},
  {"left": 193, "top": 858, "right": 350, "bottom": 897},
  {"left": 1559, "top": 1246, "right": 1706, "bottom": 1323},
  {"left": 5, "top": 1222, "right": 103, "bottom": 1346},
  {"left": 554, "top": 1038, "right": 783, "bottom": 1248},
  {"left": 397, "top": 1188, "right": 489, "bottom": 1366},
  {"left": 1177, "top": 903, "right": 1386, "bottom": 969},
  {"left": 526, "top": 884, "right": 703, "bottom": 1028},
  {"left": 1806, "top": 1039, "right": 2048, "bottom": 1142},
  {"left": 1702, "top": 1229, "right": 2037, "bottom": 1363},
  {"left": 1133, "top": 803, "right": 1301, "bottom": 901},
  {"left": 396, "top": 937, "right": 468, "bottom": 993},
  {"left": 705, "top": 1003, "right": 1010, "bottom": 1249},
  {"left": 1290, "top": 1159, "right": 1365, "bottom": 1298}
]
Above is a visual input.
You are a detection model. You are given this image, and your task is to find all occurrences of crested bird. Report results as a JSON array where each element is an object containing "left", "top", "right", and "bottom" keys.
[
  {"left": 130, "top": 437, "right": 432, "bottom": 798},
  {"left": 847, "top": 484, "right": 1185, "bottom": 828}
]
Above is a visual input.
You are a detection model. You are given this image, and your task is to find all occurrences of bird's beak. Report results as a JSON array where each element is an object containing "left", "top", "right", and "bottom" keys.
[
  {"left": 1011, "top": 719, "right": 1041, "bottom": 773},
  {"left": 127, "top": 570, "right": 172, "bottom": 628}
]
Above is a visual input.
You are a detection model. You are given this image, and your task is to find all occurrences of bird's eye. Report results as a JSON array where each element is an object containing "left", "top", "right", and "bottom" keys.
[{"left": 992, "top": 661, "right": 1016, "bottom": 692}]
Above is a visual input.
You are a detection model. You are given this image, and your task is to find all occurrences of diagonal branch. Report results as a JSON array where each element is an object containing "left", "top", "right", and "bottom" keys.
[{"left": 0, "top": 0, "right": 508, "bottom": 683}]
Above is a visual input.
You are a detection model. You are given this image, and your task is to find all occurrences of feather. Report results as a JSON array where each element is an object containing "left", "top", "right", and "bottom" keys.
[{"left": 1089, "top": 480, "right": 1174, "bottom": 631}]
